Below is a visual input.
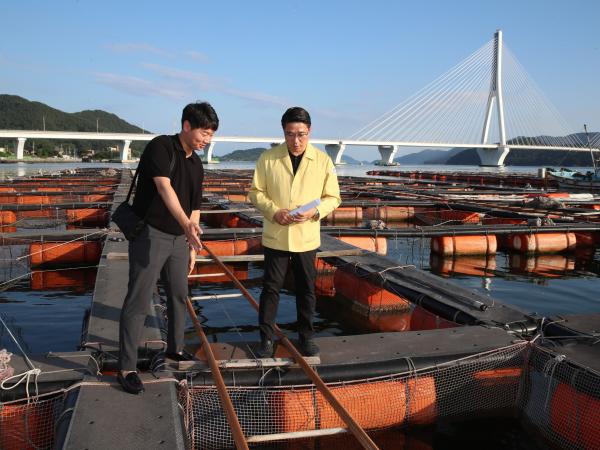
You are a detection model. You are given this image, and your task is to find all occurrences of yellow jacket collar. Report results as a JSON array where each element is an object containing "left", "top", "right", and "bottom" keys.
[{"left": 275, "top": 142, "right": 317, "bottom": 160}]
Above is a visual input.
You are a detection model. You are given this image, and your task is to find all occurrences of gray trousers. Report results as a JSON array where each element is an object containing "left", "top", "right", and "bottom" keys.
[{"left": 118, "top": 224, "right": 189, "bottom": 371}]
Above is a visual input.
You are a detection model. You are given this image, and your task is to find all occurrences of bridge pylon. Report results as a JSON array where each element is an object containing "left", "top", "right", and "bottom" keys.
[
  {"left": 325, "top": 143, "right": 346, "bottom": 165},
  {"left": 477, "top": 29, "right": 509, "bottom": 167}
]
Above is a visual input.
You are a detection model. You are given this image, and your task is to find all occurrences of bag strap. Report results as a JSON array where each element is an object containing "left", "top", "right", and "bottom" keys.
[{"left": 125, "top": 141, "right": 177, "bottom": 203}]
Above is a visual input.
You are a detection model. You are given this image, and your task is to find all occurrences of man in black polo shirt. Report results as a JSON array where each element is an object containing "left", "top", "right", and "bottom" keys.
[{"left": 117, "top": 102, "right": 218, "bottom": 395}]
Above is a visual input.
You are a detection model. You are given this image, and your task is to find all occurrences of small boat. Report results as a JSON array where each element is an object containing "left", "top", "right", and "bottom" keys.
[{"left": 545, "top": 167, "right": 600, "bottom": 191}]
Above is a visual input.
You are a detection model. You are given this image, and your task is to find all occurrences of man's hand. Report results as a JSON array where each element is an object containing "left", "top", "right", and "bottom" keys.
[
  {"left": 184, "top": 220, "right": 203, "bottom": 251},
  {"left": 291, "top": 207, "right": 317, "bottom": 223},
  {"left": 188, "top": 248, "right": 197, "bottom": 275},
  {"left": 273, "top": 209, "right": 294, "bottom": 225}
]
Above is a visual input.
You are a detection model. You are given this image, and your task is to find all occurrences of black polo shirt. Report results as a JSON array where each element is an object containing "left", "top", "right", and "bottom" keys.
[{"left": 132, "top": 134, "right": 203, "bottom": 235}]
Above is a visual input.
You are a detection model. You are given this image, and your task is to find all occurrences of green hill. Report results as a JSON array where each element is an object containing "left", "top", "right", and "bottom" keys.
[
  {"left": 0, "top": 94, "right": 147, "bottom": 158},
  {"left": 220, "top": 147, "right": 267, "bottom": 161}
]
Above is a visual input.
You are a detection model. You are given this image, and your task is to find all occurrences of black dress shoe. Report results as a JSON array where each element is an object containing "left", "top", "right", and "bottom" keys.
[
  {"left": 256, "top": 339, "right": 274, "bottom": 358},
  {"left": 117, "top": 371, "right": 145, "bottom": 395},
  {"left": 299, "top": 338, "right": 320, "bottom": 357}
]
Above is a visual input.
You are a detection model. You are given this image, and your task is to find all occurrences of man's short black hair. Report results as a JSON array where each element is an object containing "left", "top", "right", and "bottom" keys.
[
  {"left": 181, "top": 102, "right": 219, "bottom": 131},
  {"left": 281, "top": 107, "right": 311, "bottom": 128}
]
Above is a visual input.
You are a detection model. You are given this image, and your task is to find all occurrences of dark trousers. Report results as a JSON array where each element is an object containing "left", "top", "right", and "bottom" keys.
[
  {"left": 118, "top": 224, "right": 189, "bottom": 371},
  {"left": 259, "top": 246, "right": 317, "bottom": 341}
]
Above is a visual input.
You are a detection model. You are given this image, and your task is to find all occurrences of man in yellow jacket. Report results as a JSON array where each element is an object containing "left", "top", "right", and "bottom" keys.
[{"left": 249, "top": 107, "right": 341, "bottom": 357}]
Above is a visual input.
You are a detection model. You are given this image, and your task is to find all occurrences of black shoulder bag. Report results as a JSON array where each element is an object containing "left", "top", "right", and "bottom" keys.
[{"left": 112, "top": 149, "right": 176, "bottom": 240}]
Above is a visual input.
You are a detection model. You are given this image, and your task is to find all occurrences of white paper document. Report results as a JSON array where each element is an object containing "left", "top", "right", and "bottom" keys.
[{"left": 289, "top": 199, "right": 320, "bottom": 216}]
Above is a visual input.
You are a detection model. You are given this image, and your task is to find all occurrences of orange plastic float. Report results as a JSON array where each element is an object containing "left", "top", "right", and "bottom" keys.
[
  {"left": 324, "top": 207, "right": 363, "bottom": 224},
  {"left": 82, "top": 194, "right": 112, "bottom": 202},
  {"left": 198, "top": 237, "right": 262, "bottom": 257},
  {"left": 66, "top": 208, "right": 109, "bottom": 225},
  {"left": 364, "top": 206, "right": 415, "bottom": 221},
  {"left": 507, "top": 232, "right": 576, "bottom": 253},
  {"left": 272, "top": 376, "right": 437, "bottom": 432},
  {"left": 335, "top": 235, "right": 387, "bottom": 255},
  {"left": 0, "top": 211, "right": 16, "bottom": 225},
  {"left": 550, "top": 383, "right": 599, "bottom": 450},
  {"left": 29, "top": 242, "right": 102, "bottom": 267},
  {"left": 333, "top": 269, "right": 411, "bottom": 310},
  {"left": 431, "top": 235, "right": 497, "bottom": 256}
]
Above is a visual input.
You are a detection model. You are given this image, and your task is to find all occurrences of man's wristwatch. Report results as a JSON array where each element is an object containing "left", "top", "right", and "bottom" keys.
[{"left": 312, "top": 209, "right": 320, "bottom": 221}]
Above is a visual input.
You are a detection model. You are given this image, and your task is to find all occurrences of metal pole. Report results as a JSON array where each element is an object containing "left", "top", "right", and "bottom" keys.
[
  {"left": 184, "top": 296, "right": 250, "bottom": 450},
  {"left": 202, "top": 245, "right": 380, "bottom": 450}
]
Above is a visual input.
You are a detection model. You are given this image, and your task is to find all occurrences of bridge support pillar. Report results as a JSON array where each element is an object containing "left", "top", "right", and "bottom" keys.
[
  {"left": 204, "top": 142, "right": 215, "bottom": 163},
  {"left": 119, "top": 140, "right": 132, "bottom": 162},
  {"left": 477, "top": 145, "right": 510, "bottom": 167},
  {"left": 16, "top": 137, "right": 26, "bottom": 160},
  {"left": 325, "top": 143, "right": 346, "bottom": 165},
  {"left": 377, "top": 145, "right": 399, "bottom": 165}
]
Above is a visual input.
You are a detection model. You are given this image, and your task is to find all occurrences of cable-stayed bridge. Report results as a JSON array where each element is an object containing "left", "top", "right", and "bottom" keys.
[{"left": 1, "top": 30, "right": 598, "bottom": 166}]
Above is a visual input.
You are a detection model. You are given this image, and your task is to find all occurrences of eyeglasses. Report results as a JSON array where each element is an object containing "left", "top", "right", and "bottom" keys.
[{"left": 284, "top": 132, "right": 309, "bottom": 139}]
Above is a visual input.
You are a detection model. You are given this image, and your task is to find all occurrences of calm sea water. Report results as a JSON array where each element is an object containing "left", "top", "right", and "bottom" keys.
[{"left": 1, "top": 160, "right": 598, "bottom": 349}]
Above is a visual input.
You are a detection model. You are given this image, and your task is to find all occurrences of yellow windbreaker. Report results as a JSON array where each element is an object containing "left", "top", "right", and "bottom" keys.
[{"left": 248, "top": 143, "right": 341, "bottom": 252}]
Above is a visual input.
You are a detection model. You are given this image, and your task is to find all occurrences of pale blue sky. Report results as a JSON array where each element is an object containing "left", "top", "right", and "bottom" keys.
[{"left": 1, "top": 0, "right": 598, "bottom": 158}]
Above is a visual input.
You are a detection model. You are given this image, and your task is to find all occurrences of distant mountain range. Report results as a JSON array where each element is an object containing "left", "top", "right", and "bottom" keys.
[
  {"left": 0, "top": 94, "right": 146, "bottom": 158},
  {"left": 395, "top": 132, "right": 600, "bottom": 167}
]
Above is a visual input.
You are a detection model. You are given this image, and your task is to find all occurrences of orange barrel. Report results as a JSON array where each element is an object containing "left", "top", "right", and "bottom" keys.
[
  {"left": 37, "top": 187, "right": 63, "bottom": 192},
  {"left": 431, "top": 235, "right": 497, "bottom": 256},
  {"left": 364, "top": 206, "right": 415, "bottom": 221},
  {"left": 272, "top": 376, "right": 436, "bottom": 432},
  {"left": 509, "top": 254, "right": 575, "bottom": 277},
  {"left": 82, "top": 194, "right": 112, "bottom": 202},
  {"left": 66, "top": 208, "right": 108, "bottom": 225},
  {"left": 574, "top": 231, "right": 600, "bottom": 247},
  {"left": 0, "top": 210, "right": 17, "bottom": 225},
  {"left": 0, "top": 187, "right": 16, "bottom": 192},
  {"left": 0, "top": 195, "right": 18, "bottom": 204},
  {"left": 507, "top": 232, "right": 576, "bottom": 253},
  {"left": 409, "top": 305, "right": 459, "bottom": 330},
  {"left": 438, "top": 210, "right": 481, "bottom": 224},
  {"left": 30, "top": 269, "right": 96, "bottom": 290},
  {"left": 325, "top": 207, "right": 363, "bottom": 223},
  {"left": 335, "top": 235, "right": 387, "bottom": 255},
  {"left": 16, "top": 195, "right": 53, "bottom": 204},
  {"left": 29, "top": 241, "right": 102, "bottom": 267},
  {"left": 17, "top": 210, "right": 57, "bottom": 219},
  {"left": 220, "top": 214, "right": 253, "bottom": 228},
  {"left": 429, "top": 254, "right": 496, "bottom": 277},
  {"left": 199, "top": 237, "right": 262, "bottom": 257},
  {"left": 551, "top": 383, "right": 600, "bottom": 450},
  {"left": 333, "top": 269, "right": 411, "bottom": 311}
]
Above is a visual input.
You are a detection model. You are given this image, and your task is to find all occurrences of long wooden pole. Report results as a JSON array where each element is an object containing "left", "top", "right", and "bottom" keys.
[
  {"left": 184, "top": 296, "right": 250, "bottom": 450},
  {"left": 202, "top": 245, "right": 380, "bottom": 450}
]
